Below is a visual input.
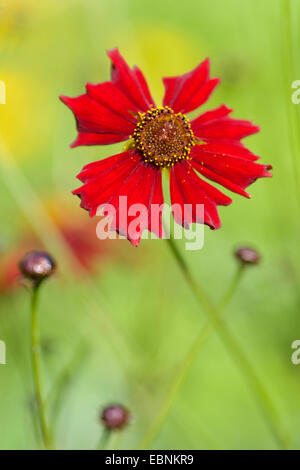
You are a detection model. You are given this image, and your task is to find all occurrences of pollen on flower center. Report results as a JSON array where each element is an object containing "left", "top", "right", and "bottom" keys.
[{"left": 132, "top": 106, "right": 195, "bottom": 167}]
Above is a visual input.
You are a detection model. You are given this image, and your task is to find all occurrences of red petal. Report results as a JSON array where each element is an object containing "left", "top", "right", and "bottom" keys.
[
  {"left": 60, "top": 94, "right": 134, "bottom": 147},
  {"left": 192, "top": 163, "right": 251, "bottom": 198},
  {"left": 180, "top": 79, "right": 220, "bottom": 114},
  {"left": 70, "top": 132, "right": 129, "bottom": 147},
  {"left": 195, "top": 141, "right": 260, "bottom": 161},
  {"left": 191, "top": 106, "right": 260, "bottom": 140},
  {"left": 108, "top": 48, "right": 154, "bottom": 112},
  {"left": 113, "top": 164, "right": 164, "bottom": 246},
  {"left": 163, "top": 59, "right": 210, "bottom": 110},
  {"left": 170, "top": 161, "right": 231, "bottom": 230},
  {"left": 73, "top": 150, "right": 164, "bottom": 246},
  {"left": 191, "top": 104, "right": 232, "bottom": 125},
  {"left": 86, "top": 81, "right": 138, "bottom": 124},
  {"left": 162, "top": 58, "right": 219, "bottom": 114},
  {"left": 133, "top": 66, "right": 156, "bottom": 108},
  {"left": 191, "top": 144, "right": 272, "bottom": 197},
  {"left": 75, "top": 151, "right": 137, "bottom": 183}
]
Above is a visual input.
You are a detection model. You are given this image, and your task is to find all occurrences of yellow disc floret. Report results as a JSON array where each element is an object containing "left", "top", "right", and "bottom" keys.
[{"left": 132, "top": 106, "right": 195, "bottom": 167}]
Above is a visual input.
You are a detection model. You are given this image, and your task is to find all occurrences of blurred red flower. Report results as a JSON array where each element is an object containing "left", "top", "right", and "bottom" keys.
[
  {"left": 0, "top": 250, "right": 23, "bottom": 293},
  {"left": 61, "top": 48, "right": 271, "bottom": 246},
  {"left": 0, "top": 200, "right": 113, "bottom": 293}
]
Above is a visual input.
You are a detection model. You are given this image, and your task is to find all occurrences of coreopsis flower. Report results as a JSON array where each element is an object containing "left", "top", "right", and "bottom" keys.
[{"left": 60, "top": 49, "right": 271, "bottom": 246}]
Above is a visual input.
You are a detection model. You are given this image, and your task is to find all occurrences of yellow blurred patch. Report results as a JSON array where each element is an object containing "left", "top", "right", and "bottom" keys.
[
  {"left": 109, "top": 26, "right": 205, "bottom": 103},
  {"left": 0, "top": 0, "right": 39, "bottom": 38},
  {"left": 0, "top": 72, "right": 48, "bottom": 160}
]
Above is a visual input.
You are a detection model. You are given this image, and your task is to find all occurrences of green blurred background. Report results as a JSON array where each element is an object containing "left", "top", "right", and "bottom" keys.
[{"left": 0, "top": 0, "right": 300, "bottom": 450}]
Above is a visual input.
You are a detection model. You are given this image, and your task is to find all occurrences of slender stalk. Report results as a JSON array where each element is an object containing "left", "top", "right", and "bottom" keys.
[
  {"left": 30, "top": 283, "right": 53, "bottom": 450},
  {"left": 165, "top": 236, "right": 213, "bottom": 313},
  {"left": 140, "top": 237, "right": 289, "bottom": 449},
  {"left": 139, "top": 261, "right": 244, "bottom": 450},
  {"left": 281, "top": 0, "right": 300, "bottom": 206},
  {"left": 110, "top": 431, "right": 124, "bottom": 451},
  {"left": 218, "top": 264, "right": 244, "bottom": 311},
  {"left": 97, "top": 429, "right": 111, "bottom": 450},
  {"left": 49, "top": 343, "right": 89, "bottom": 429}
]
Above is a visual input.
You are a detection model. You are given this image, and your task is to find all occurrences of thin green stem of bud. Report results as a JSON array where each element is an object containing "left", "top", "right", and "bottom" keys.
[
  {"left": 30, "top": 283, "right": 53, "bottom": 450},
  {"left": 139, "top": 236, "right": 289, "bottom": 450},
  {"left": 97, "top": 429, "right": 111, "bottom": 450}
]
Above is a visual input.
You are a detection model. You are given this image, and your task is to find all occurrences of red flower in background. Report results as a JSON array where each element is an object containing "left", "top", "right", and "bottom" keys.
[
  {"left": 0, "top": 200, "right": 114, "bottom": 294},
  {"left": 60, "top": 48, "right": 271, "bottom": 246}
]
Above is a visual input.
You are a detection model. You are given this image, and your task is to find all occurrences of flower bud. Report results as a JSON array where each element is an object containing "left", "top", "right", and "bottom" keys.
[
  {"left": 19, "top": 251, "right": 56, "bottom": 283},
  {"left": 235, "top": 246, "right": 260, "bottom": 265},
  {"left": 101, "top": 404, "right": 130, "bottom": 430}
]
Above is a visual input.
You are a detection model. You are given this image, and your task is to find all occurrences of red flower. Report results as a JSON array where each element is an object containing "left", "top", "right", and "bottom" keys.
[{"left": 60, "top": 48, "right": 271, "bottom": 246}]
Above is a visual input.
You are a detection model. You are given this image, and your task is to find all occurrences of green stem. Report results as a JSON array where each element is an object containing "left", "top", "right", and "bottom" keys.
[
  {"left": 49, "top": 342, "right": 89, "bottom": 430},
  {"left": 218, "top": 264, "right": 244, "bottom": 311},
  {"left": 165, "top": 236, "right": 213, "bottom": 313},
  {"left": 140, "top": 238, "right": 289, "bottom": 449},
  {"left": 281, "top": 0, "right": 300, "bottom": 206},
  {"left": 139, "top": 260, "right": 243, "bottom": 450},
  {"left": 30, "top": 283, "right": 53, "bottom": 450},
  {"left": 97, "top": 429, "right": 111, "bottom": 450}
]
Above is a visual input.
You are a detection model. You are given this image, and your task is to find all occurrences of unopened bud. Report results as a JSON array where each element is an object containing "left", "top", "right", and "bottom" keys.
[
  {"left": 19, "top": 251, "right": 56, "bottom": 284},
  {"left": 101, "top": 404, "right": 130, "bottom": 430},
  {"left": 235, "top": 246, "right": 260, "bottom": 265}
]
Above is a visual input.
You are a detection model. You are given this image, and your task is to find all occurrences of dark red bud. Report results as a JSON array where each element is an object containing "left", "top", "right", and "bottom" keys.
[
  {"left": 235, "top": 246, "right": 260, "bottom": 265},
  {"left": 19, "top": 251, "right": 56, "bottom": 283},
  {"left": 101, "top": 404, "right": 130, "bottom": 430}
]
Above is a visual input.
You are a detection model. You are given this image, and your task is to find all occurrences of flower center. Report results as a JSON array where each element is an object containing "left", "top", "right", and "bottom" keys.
[{"left": 132, "top": 106, "right": 195, "bottom": 167}]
